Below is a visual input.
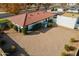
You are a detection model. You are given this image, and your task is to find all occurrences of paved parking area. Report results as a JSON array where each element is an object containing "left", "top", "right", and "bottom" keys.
[{"left": 5, "top": 26, "right": 79, "bottom": 56}]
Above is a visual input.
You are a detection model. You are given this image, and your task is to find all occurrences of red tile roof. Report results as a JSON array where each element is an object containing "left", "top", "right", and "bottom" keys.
[{"left": 6, "top": 11, "right": 54, "bottom": 27}]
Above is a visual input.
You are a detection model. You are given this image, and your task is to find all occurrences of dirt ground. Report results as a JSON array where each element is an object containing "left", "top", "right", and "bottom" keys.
[{"left": 4, "top": 26, "right": 79, "bottom": 56}]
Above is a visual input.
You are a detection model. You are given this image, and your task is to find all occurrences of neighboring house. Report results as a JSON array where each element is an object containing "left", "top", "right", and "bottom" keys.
[
  {"left": 47, "top": 8, "right": 64, "bottom": 15},
  {"left": 67, "top": 5, "right": 79, "bottom": 13},
  {"left": 56, "top": 12, "right": 79, "bottom": 29},
  {"left": 57, "top": 8, "right": 64, "bottom": 12},
  {"left": 67, "top": 9, "right": 78, "bottom": 13},
  {"left": 6, "top": 11, "right": 55, "bottom": 32}
]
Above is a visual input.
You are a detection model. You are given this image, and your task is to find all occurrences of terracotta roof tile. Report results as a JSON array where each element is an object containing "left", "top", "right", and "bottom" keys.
[{"left": 6, "top": 11, "right": 54, "bottom": 27}]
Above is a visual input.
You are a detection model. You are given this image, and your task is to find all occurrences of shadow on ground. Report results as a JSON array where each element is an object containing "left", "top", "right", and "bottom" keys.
[
  {"left": 27, "top": 27, "right": 56, "bottom": 35},
  {"left": 0, "top": 33, "right": 30, "bottom": 56}
]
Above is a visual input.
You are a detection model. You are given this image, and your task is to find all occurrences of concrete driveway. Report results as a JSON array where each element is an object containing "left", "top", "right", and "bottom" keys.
[{"left": 5, "top": 26, "right": 79, "bottom": 56}]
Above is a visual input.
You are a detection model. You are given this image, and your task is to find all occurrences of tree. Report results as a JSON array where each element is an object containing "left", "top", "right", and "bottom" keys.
[
  {"left": 0, "top": 3, "right": 28, "bottom": 14},
  {"left": 0, "top": 19, "right": 12, "bottom": 33},
  {"left": 22, "top": 26, "right": 28, "bottom": 35},
  {"left": 43, "top": 3, "right": 51, "bottom": 11},
  {"left": 6, "top": 4, "right": 21, "bottom": 14}
]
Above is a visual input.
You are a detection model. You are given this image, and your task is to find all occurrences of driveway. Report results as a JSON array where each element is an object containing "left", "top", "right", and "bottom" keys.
[{"left": 5, "top": 26, "right": 79, "bottom": 56}]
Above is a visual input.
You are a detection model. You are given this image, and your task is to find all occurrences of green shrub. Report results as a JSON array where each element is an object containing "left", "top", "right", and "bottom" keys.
[
  {"left": 70, "top": 38, "right": 79, "bottom": 42},
  {"left": 22, "top": 26, "right": 28, "bottom": 35},
  {"left": 5, "top": 45, "right": 17, "bottom": 53},
  {"left": 61, "top": 52, "right": 72, "bottom": 56},
  {"left": 0, "top": 19, "right": 12, "bottom": 31},
  {"left": 19, "top": 27, "right": 22, "bottom": 32},
  {"left": 64, "top": 44, "right": 76, "bottom": 51},
  {"left": 47, "top": 23, "right": 53, "bottom": 27},
  {"left": 47, "top": 19, "right": 53, "bottom": 27},
  {"left": 51, "top": 8, "right": 57, "bottom": 11},
  {"left": 51, "top": 8, "right": 54, "bottom": 11},
  {"left": 13, "top": 25, "right": 18, "bottom": 31}
]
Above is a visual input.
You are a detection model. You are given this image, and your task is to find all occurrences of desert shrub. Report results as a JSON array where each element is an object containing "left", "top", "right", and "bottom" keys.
[
  {"left": 4, "top": 45, "right": 17, "bottom": 55},
  {"left": 47, "top": 23, "right": 53, "bottom": 27},
  {"left": 0, "top": 19, "right": 12, "bottom": 30},
  {"left": 70, "top": 38, "right": 79, "bottom": 42},
  {"left": 19, "top": 27, "right": 22, "bottom": 32},
  {"left": 51, "top": 8, "right": 54, "bottom": 11},
  {"left": 22, "top": 26, "right": 28, "bottom": 35},
  {"left": 61, "top": 52, "right": 72, "bottom": 56},
  {"left": 51, "top": 8, "right": 57, "bottom": 11},
  {"left": 47, "top": 19, "right": 53, "bottom": 27},
  {"left": 13, "top": 25, "right": 18, "bottom": 31},
  {"left": 64, "top": 44, "right": 76, "bottom": 51}
]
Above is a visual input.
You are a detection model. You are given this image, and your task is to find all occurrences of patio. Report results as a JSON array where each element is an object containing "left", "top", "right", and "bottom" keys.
[{"left": 4, "top": 26, "right": 79, "bottom": 56}]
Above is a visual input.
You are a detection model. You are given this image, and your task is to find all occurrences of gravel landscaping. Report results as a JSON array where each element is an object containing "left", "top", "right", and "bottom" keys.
[{"left": 4, "top": 26, "right": 79, "bottom": 56}]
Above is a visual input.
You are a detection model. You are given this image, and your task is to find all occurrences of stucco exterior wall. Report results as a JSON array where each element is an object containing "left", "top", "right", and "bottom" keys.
[{"left": 56, "top": 15, "right": 77, "bottom": 29}]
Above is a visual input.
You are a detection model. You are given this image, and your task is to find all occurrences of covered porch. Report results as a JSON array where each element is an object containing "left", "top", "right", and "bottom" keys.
[{"left": 13, "top": 17, "right": 57, "bottom": 34}]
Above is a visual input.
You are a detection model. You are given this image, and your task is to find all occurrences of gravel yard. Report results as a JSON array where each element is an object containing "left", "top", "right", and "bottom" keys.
[{"left": 4, "top": 26, "right": 79, "bottom": 56}]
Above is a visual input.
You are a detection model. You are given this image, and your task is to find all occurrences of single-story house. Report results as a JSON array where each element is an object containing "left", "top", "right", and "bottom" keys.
[
  {"left": 67, "top": 8, "right": 79, "bottom": 13},
  {"left": 6, "top": 11, "right": 55, "bottom": 32},
  {"left": 67, "top": 6, "right": 79, "bottom": 13},
  {"left": 56, "top": 12, "right": 79, "bottom": 29}
]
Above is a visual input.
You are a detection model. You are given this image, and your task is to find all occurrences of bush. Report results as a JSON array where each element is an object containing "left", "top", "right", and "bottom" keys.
[
  {"left": 61, "top": 52, "right": 72, "bottom": 56},
  {"left": 0, "top": 19, "right": 12, "bottom": 30},
  {"left": 51, "top": 8, "right": 54, "bottom": 11},
  {"left": 47, "top": 19, "right": 53, "bottom": 27},
  {"left": 51, "top": 8, "right": 57, "bottom": 11},
  {"left": 19, "top": 27, "right": 22, "bottom": 32},
  {"left": 47, "top": 23, "right": 53, "bottom": 27},
  {"left": 70, "top": 38, "right": 79, "bottom": 42},
  {"left": 64, "top": 44, "right": 76, "bottom": 51},
  {"left": 0, "top": 40, "right": 6, "bottom": 46},
  {"left": 22, "top": 26, "right": 28, "bottom": 35},
  {"left": 13, "top": 25, "right": 18, "bottom": 31},
  {"left": 5, "top": 45, "right": 17, "bottom": 54}
]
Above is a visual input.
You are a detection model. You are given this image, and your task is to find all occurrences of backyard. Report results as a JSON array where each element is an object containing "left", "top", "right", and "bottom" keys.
[{"left": 4, "top": 26, "right": 79, "bottom": 56}]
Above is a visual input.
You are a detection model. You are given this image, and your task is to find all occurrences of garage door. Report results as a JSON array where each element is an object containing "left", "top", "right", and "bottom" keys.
[{"left": 56, "top": 15, "right": 77, "bottom": 29}]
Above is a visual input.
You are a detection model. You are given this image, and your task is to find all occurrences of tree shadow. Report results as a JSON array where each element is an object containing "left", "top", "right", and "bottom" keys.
[
  {"left": 26, "top": 31, "right": 40, "bottom": 35},
  {"left": 1, "top": 33, "right": 30, "bottom": 56},
  {"left": 27, "top": 26, "right": 57, "bottom": 35},
  {"left": 38, "top": 27, "right": 53, "bottom": 33}
]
